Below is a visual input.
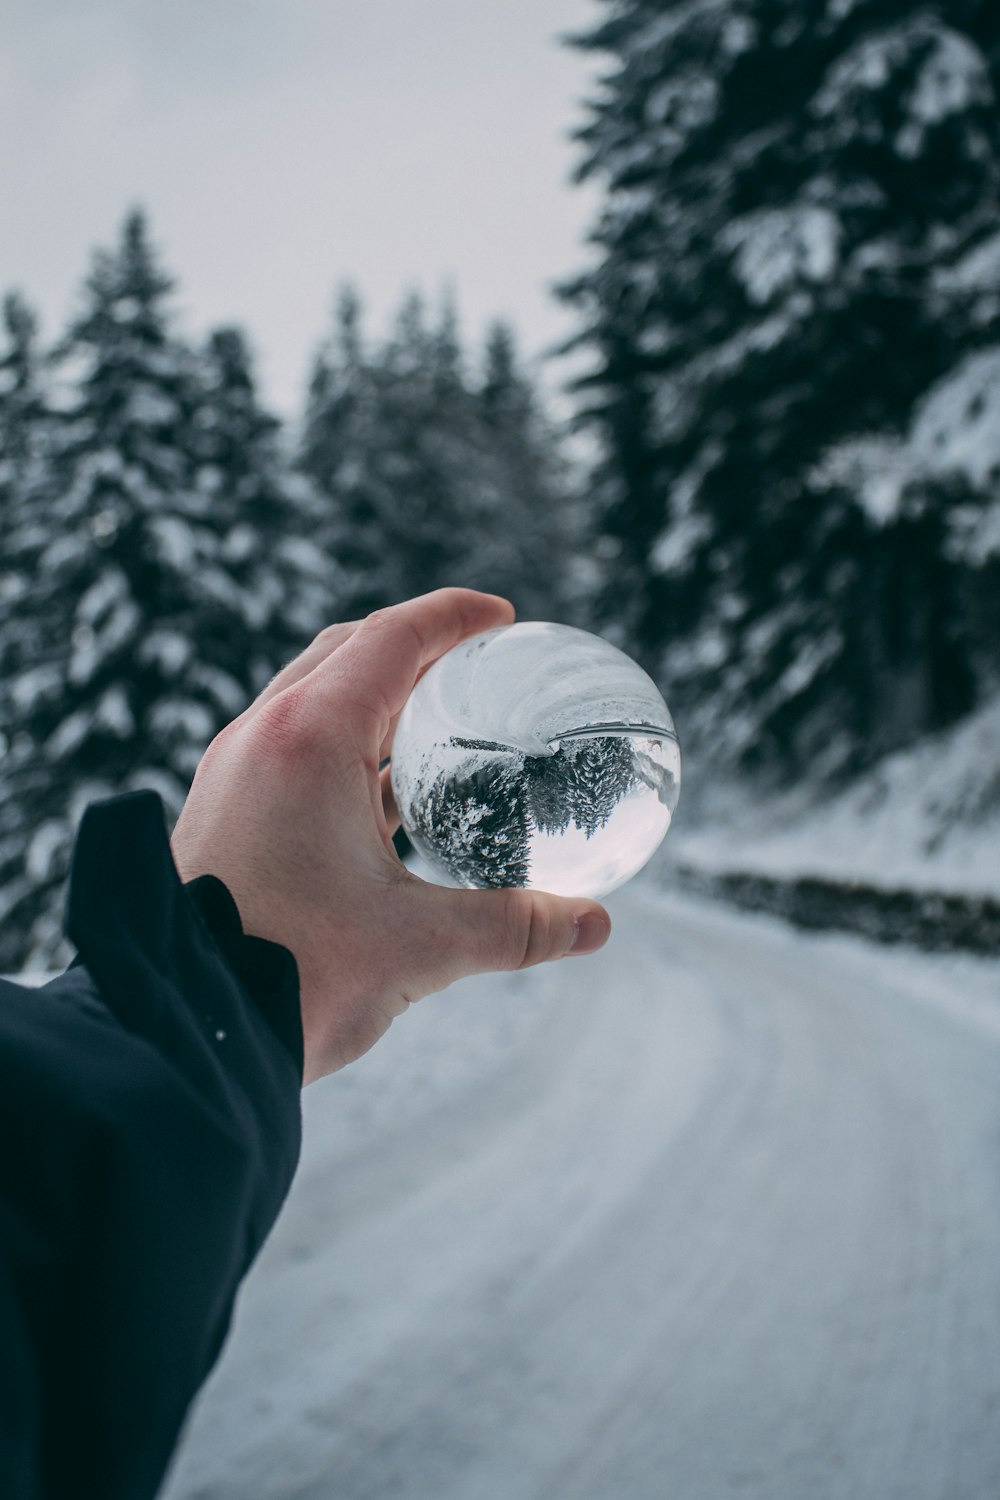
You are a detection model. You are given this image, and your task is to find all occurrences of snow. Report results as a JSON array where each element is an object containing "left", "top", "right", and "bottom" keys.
[
  {"left": 826, "top": 0, "right": 866, "bottom": 22},
  {"left": 25, "top": 820, "right": 64, "bottom": 883},
  {"left": 39, "top": 533, "right": 90, "bottom": 571},
  {"left": 806, "top": 345, "right": 1000, "bottom": 529},
  {"left": 807, "top": 432, "right": 909, "bottom": 523},
  {"left": 645, "top": 74, "right": 719, "bottom": 133},
  {"left": 721, "top": 206, "right": 841, "bottom": 305},
  {"left": 76, "top": 567, "right": 128, "bottom": 625},
  {"left": 667, "top": 695, "right": 1000, "bottom": 899},
  {"left": 149, "top": 515, "right": 203, "bottom": 572},
  {"left": 95, "top": 684, "right": 135, "bottom": 739},
  {"left": 278, "top": 535, "right": 330, "bottom": 579},
  {"left": 221, "top": 524, "right": 256, "bottom": 563},
  {"left": 814, "top": 29, "right": 900, "bottom": 110},
  {"left": 126, "top": 386, "right": 179, "bottom": 428},
  {"left": 148, "top": 698, "right": 216, "bottom": 745},
  {"left": 909, "top": 346, "right": 1000, "bottom": 491},
  {"left": 907, "top": 26, "right": 989, "bottom": 127},
  {"left": 189, "top": 664, "right": 252, "bottom": 717},
  {"left": 43, "top": 708, "right": 91, "bottom": 761},
  {"left": 649, "top": 511, "right": 710, "bottom": 576},
  {"left": 632, "top": 1, "right": 715, "bottom": 58},
  {"left": 649, "top": 442, "right": 722, "bottom": 574},
  {"left": 814, "top": 17, "right": 991, "bottom": 158},
  {"left": 158, "top": 886, "right": 1000, "bottom": 1499},
  {"left": 137, "top": 629, "right": 193, "bottom": 676},
  {"left": 70, "top": 600, "right": 141, "bottom": 687},
  {"left": 773, "top": 634, "right": 840, "bottom": 701},
  {"left": 935, "top": 230, "right": 1000, "bottom": 294},
  {"left": 196, "top": 565, "right": 251, "bottom": 615},
  {"left": 9, "top": 664, "right": 62, "bottom": 713},
  {"left": 45, "top": 686, "right": 137, "bottom": 754},
  {"left": 654, "top": 310, "right": 797, "bottom": 440},
  {"left": 720, "top": 15, "right": 756, "bottom": 57}
]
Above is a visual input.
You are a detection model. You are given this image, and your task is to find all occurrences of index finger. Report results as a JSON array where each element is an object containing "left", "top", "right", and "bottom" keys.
[{"left": 309, "top": 588, "right": 515, "bottom": 745}]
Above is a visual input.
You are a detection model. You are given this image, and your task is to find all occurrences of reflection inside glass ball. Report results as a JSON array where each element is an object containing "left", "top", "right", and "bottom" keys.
[{"left": 390, "top": 623, "right": 681, "bottom": 900}]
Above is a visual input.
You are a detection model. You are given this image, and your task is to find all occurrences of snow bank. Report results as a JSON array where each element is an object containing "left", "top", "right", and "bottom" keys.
[{"left": 662, "top": 696, "right": 1000, "bottom": 899}]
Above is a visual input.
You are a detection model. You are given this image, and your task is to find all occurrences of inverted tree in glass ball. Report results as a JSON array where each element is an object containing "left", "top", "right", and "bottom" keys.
[{"left": 390, "top": 622, "right": 681, "bottom": 900}]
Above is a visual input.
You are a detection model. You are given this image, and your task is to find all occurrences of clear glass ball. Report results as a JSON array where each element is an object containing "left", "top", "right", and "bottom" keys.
[{"left": 390, "top": 622, "right": 681, "bottom": 899}]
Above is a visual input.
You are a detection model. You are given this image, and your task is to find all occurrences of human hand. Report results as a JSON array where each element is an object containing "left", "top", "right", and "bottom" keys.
[{"left": 170, "top": 589, "right": 611, "bottom": 1084}]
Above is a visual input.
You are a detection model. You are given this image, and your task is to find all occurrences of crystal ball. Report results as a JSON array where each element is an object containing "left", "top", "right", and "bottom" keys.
[{"left": 390, "top": 622, "right": 681, "bottom": 899}]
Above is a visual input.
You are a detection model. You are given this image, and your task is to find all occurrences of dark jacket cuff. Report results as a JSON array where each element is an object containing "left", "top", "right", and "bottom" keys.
[{"left": 64, "top": 788, "right": 304, "bottom": 1225}]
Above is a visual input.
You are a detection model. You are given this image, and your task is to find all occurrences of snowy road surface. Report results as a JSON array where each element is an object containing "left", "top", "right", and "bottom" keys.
[{"left": 162, "top": 889, "right": 1000, "bottom": 1500}]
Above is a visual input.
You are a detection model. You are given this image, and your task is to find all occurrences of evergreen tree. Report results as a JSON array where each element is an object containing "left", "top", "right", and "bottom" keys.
[
  {"left": 0, "top": 292, "right": 50, "bottom": 702},
  {"left": 0, "top": 292, "right": 59, "bottom": 974},
  {"left": 300, "top": 284, "right": 453, "bottom": 615},
  {"left": 471, "top": 320, "right": 584, "bottom": 622},
  {"left": 0, "top": 209, "right": 300, "bottom": 972},
  {"left": 409, "top": 754, "right": 531, "bottom": 889},
  {"left": 525, "top": 735, "right": 640, "bottom": 838},
  {"left": 301, "top": 289, "right": 581, "bottom": 623},
  {"left": 561, "top": 0, "right": 1000, "bottom": 777},
  {"left": 196, "top": 325, "right": 332, "bottom": 691}
]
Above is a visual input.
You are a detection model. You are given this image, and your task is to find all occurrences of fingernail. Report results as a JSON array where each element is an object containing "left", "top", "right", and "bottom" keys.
[{"left": 567, "top": 911, "right": 610, "bottom": 957}]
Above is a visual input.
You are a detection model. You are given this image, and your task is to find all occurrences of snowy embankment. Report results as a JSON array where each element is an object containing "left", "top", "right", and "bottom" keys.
[
  {"left": 160, "top": 885, "right": 1000, "bottom": 1500},
  {"left": 661, "top": 697, "right": 1000, "bottom": 951}
]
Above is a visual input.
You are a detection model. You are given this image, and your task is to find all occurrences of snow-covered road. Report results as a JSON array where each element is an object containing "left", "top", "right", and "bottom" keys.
[{"left": 162, "top": 889, "right": 1000, "bottom": 1500}]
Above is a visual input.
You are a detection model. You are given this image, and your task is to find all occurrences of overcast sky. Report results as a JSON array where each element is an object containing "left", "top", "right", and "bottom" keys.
[{"left": 2, "top": 0, "right": 605, "bottom": 416}]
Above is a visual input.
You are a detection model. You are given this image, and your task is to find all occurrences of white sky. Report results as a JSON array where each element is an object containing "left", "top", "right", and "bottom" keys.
[{"left": 2, "top": 0, "right": 605, "bottom": 418}]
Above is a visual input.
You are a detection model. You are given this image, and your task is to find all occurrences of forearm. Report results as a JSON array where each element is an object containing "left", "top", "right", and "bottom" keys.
[{"left": 0, "top": 791, "right": 303, "bottom": 1500}]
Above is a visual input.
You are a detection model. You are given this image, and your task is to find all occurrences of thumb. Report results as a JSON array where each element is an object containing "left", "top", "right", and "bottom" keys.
[{"left": 419, "top": 882, "right": 612, "bottom": 989}]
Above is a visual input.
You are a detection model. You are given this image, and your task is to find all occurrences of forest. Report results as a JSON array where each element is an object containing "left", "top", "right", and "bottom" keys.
[{"left": 2, "top": 0, "right": 999, "bottom": 972}]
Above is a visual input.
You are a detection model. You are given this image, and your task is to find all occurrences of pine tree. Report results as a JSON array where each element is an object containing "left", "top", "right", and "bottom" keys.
[
  {"left": 196, "top": 325, "right": 332, "bottom": 691},
  {"left": 471, "top": 320, "right": 583, "bottom": 622},
  {"left": 300, "top": 283, "right": 381, "bottom": 607},
  {"left": 0, "top": 209, "right": 298, "bottom": 972},
  {"left": 561, "top": 0, "right": 1000, "bottom": 777},
  {"left": 0, "top": 292, "right": 59, "bottom": 974},
  {"left": 300, "top": 284, "right": 452, "bottom": 615},
  {"left": 525, "top": 735, "right": 640, "bottom": 838},
  {"left": 301, "top": 289, "right": 582, "bottom": 624},
  {"left": 373, "top": 288, "right": 472, "bottom": 599},
  {"left": 0, "top": 292, "right": 50, "bottom": 705},
  {"left": 409, "top": 754, "right": 531, "bottom": 889}
]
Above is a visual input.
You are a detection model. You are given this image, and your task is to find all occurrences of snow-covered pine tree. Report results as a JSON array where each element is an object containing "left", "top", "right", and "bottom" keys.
[
  {"left": 0, "top": 292, "right": 59, "bottom": 974},
  {"left": 561, "top": 0, "right": 1000, "bottom": 779},
  {"left": 0, "top": 208, "right": 291, "bottom": 972},
  {"left": 0, "top": 292, "right": 50, "bottom": 703},
  {"left": 408, "top": 756, "right": 531, "bottom": 890},
  {"left": 301, "top": 286, "right": 479, "bottom": 613},
  {"left": 471, "top": 320, "right": 584, "bottom": 622},
  {"left": 196, "top": 325, "right": 332, "bottom": 692},
  {"left": 300, "top": 285, "right": 427, "bottom": 613},
  {"left": 373, "top": 288, "right": 473, "bottom": 600},
  {"left": 299, "top": 283, "right": 387, "bottom": 612},
  {"left": 525, "top": 735, "right": 640, "bottom": 838},
  {"left": 302, "top": 287, "right": 582, "bottom": 623}
]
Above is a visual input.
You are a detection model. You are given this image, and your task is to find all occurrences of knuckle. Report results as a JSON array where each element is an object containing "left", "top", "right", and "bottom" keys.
[
  {"left": 251, "top": 688, "right": 321, "bottom": 762},
  {"left": 504, "top": 888, "right": 550, "bottom": 970},
  {"left": 364, "top": 605, "right": 427, "bottom": 658},
  {"left": 196, "top": 713, "right": 244, "bottom": 770}
]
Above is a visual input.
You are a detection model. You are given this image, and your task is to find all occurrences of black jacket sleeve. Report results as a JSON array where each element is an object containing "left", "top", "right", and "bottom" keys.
[{"left": 0, "top": 789, "right": 304, "bottom": 1500}]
